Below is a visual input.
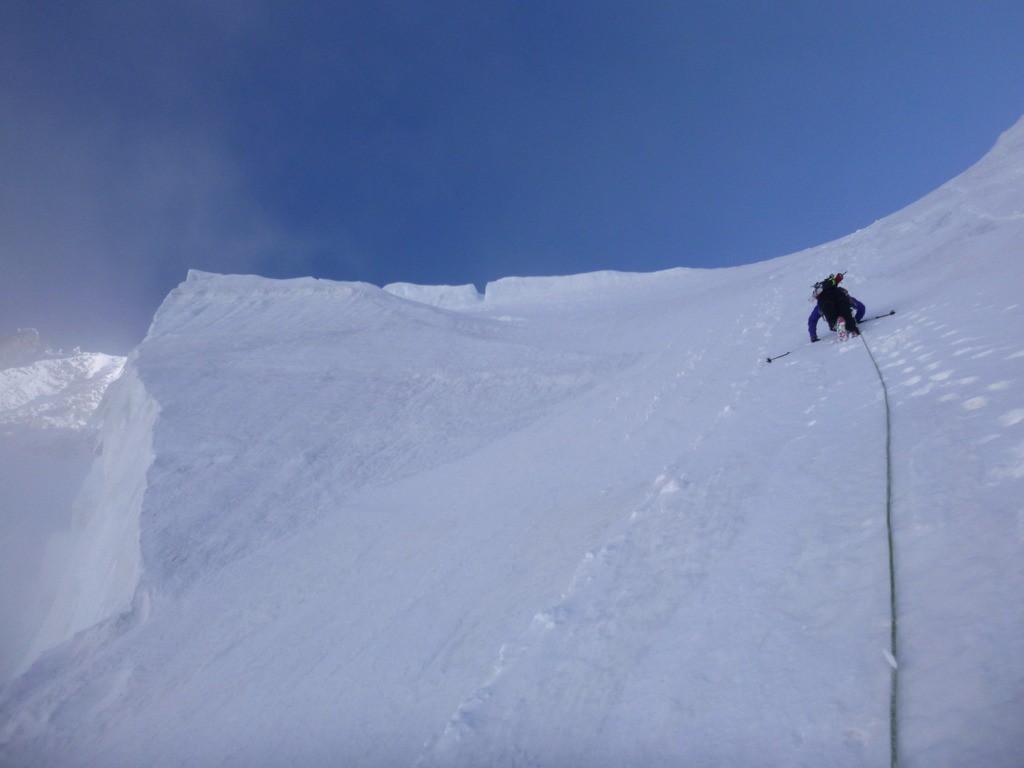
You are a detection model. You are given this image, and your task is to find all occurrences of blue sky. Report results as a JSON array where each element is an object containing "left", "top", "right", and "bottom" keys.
[{"left": 3, "top": 1, "right": 1023, "bottom": 354}]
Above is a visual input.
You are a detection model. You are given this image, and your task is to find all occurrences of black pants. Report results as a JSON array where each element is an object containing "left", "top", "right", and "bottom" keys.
[{"left": 817, "top": 291, "right": 859, "bottom": 332}]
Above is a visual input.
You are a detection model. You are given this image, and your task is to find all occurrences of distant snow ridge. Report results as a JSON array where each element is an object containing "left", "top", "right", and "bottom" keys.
[{"left": 0, "top": 331, "right": 125, "bottom": 430}]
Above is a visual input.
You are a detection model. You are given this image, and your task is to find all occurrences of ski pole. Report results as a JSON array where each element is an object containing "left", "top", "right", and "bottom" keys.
[
  {"left": 866, "top": 310, "right": 896, "bottom": 321},
  {"left": 766, "top": 310, "right": 895, "bottom": 363}
]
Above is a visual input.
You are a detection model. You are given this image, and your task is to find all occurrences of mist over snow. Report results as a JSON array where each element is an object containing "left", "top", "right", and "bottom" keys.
[
  {"left": 2, "top": 118, "right": 1024, "bottom": 766},
  {"left": 0, "top": 331, "right": 125, "bottom": 684}
]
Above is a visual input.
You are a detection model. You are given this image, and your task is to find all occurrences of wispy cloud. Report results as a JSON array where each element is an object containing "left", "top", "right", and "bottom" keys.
[{"left": 0, "top": 3, "right": 342, "bottom": 353}]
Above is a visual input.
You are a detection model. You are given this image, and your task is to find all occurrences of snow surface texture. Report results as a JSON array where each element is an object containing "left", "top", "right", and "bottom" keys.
[
  {"left": 2, "top": 119, "right": 1024, "bottom": 766},
  {"left": 0, "top": 339, "right": 125, "bottom": 683}
]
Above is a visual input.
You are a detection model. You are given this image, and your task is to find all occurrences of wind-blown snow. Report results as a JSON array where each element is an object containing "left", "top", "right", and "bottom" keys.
[{"left": 2, "top": 119, "right": 1023, "bottom": 767}]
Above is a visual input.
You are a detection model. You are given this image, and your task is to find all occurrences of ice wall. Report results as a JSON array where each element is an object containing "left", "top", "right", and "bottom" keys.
[{"left": 23, "top": 361, "right": 159, "bottom": 671}]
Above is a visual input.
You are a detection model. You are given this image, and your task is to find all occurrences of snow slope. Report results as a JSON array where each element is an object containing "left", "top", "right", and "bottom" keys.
[
  {"left": 0, "top": 338, "right": 124, "bottom": 683},
  {"left": 1, "top": 119, "right": 1023, "bottom": 767}
]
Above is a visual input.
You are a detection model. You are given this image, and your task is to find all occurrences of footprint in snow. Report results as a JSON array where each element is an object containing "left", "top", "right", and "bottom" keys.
[{"left": 998, "top": 409, "right": 1024, "bottom": 427}]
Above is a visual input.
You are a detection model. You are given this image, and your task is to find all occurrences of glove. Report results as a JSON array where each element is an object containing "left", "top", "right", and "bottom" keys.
[{"left": 810, "top": 337, "right": 819, "bottom": 343}]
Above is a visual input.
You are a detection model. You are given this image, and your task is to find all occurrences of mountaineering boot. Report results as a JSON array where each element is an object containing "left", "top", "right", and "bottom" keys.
[{"left": 836, "top": 316, "right": 847, "bottom": 342}]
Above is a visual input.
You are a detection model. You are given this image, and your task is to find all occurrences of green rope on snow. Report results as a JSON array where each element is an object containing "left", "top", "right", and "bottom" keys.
[{"left": 860, "top": 331, "right": 899, "bottom": 768}]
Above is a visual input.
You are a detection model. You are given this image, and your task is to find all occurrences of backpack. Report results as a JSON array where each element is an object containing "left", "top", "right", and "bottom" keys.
[{"left": 812, "top": 272, "right": 845, "bottom": 298}]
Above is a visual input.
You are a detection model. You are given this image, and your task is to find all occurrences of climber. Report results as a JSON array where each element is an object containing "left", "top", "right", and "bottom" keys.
[{"left": 808, "top": 273, "right": 865, "bottom": 342}]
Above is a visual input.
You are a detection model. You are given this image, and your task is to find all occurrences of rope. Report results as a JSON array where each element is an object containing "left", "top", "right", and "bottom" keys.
[{"left": 860, "top": 330, "right": 899, "bottom": 768}]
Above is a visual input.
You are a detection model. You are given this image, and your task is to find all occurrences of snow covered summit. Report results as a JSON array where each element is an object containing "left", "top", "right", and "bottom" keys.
[{"left": 2, "top": 119, "right": 1024, "bottom": 767}]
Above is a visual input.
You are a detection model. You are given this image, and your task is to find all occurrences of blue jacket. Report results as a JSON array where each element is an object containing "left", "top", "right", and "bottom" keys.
[{"left": 808, "top": 296, "right": 865, "bottom": 340}]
